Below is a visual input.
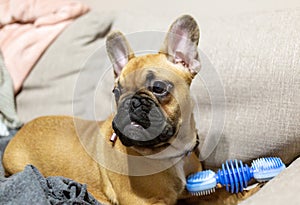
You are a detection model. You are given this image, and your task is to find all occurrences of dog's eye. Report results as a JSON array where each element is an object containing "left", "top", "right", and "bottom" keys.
[
  {"left": 112, "top": 87, "right": 121, "bottom": 101},
  {"left": 150, "top": 81, "right": 171, "bottom": 96}
]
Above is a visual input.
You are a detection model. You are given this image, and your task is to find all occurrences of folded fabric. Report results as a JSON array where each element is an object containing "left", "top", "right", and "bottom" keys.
[
  {"left": 0, "top": 165, "right": 103, "bottom": 205},
  {"left": 0, "top": 0, "right": 89, "bottom": 93},
  {"left": 0, "top": 50, "right": 22, "bottom": 131}
]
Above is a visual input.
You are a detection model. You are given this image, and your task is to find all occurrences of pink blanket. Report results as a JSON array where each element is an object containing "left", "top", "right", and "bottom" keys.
[{"left": 0, "top": 0, "right": 89, "bottom": 94}]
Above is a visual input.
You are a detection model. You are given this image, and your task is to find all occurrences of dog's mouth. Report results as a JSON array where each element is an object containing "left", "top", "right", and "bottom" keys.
[{"left": 112, "top": 95, "right": 177, "bottom": 147}]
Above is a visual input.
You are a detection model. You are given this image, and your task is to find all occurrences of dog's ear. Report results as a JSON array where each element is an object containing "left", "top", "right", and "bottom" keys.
[
  {"left": 160, "top": 15, "right": 201, "bottom": 76},
  {"left": 106, "top": 31, "right": 135, "bottom": 77}
]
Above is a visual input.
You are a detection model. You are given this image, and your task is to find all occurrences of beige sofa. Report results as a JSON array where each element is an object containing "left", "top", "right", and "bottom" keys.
[{"left": 3, "top": 2, "right": 300, "bottom": 204}]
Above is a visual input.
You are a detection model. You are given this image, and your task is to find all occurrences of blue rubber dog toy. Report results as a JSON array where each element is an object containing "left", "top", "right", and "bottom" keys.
[{"left": 186, "top": 157, "right": 286, "bottom": 196}]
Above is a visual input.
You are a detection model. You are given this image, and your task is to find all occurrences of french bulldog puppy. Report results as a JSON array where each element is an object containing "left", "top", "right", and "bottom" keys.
[{"left": 3, "top": 15, "right": 203, "bottom": 205}]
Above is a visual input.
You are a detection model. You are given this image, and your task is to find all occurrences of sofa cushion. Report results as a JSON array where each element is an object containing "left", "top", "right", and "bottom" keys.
[
  {"left": 16, "top": 11, "right": 113, "bottom": 122},
  {"left": 239, "top": 157, "right": 300, "bottom": 205},
  {"left": 195, "top": 9, "right": 300, "bottom": 168}
]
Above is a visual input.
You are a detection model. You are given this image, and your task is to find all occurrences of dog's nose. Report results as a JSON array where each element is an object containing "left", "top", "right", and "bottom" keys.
[
  {"left": 128, "top": 95, "right": 165, "bottom": 129},
  {"left": 130, "top": 97, "right": 141, "bottom": 109},
  {"left": 129, "top": 96, "right": 153, "bottom": 129}
]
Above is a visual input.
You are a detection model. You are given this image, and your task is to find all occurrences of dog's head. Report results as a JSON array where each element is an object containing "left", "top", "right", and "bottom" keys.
[{"left": 106, "top": 15, "right": 200, "bottom": 154}]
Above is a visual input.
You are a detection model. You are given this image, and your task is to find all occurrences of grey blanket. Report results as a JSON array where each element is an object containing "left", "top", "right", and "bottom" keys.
[{"left": 0, "top": 133, "right": 103, "bottom": 205}]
